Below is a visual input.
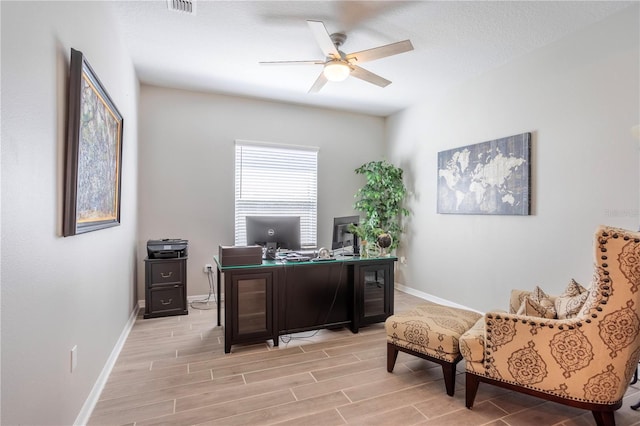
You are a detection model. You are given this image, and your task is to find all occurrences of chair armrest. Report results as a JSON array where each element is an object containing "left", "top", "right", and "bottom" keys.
[
  {"left": 480, "top": 311, "right": 627, "bottom": 403},
  {"left": 460, "top": 317, "right": 487, "bottom": 362}
]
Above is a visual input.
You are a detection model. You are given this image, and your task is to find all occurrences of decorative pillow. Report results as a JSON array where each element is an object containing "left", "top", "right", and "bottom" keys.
[
  {"left": 555, "top": 279, "right": 588, "bottom": 319},
  {"left": 517, "top": 286, "right": 556, "bottom": 319},
  {"left": 509, "top": 289, "right": 530, "bottom": 314}
]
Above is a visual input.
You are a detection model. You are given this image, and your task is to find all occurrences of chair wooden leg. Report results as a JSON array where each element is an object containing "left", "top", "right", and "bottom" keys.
[
  {"left": 387, "top": 343, "right": 399, "bottom": 373},
  {"left": 441, "top": 361, "right": 456, "bottom": 396},
  {"left": 592, "top": 410, "right": 615, "bottom": 426},
  {"left": 465, "top": 372, "right": 480, "bottom": 409}
]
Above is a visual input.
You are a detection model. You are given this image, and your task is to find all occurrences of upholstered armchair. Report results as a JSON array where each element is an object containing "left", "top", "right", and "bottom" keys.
[{"left": 460, "top": 225, "right": 640, "bottom": 426}]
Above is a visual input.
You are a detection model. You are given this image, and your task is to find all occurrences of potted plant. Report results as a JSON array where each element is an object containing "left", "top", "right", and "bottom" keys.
[{"left": 351, "top": 160, "right": 409, "bottom": 255}]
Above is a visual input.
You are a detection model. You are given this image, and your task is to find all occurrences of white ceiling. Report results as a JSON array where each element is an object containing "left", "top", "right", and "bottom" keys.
[{"left": 109, "top": 1, "right": 634, "bottom": 116}]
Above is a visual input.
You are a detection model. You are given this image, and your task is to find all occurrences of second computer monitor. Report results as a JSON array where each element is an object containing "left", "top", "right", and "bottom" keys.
[
  {"left": 245, "top": 216, "right": 301, "bottom": 251},
  {"left": 331, "top": 215, "right": 360, "bottom": 254}
]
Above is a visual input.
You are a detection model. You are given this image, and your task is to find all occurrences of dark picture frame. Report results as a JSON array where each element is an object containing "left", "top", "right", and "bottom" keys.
[
  {"left": 63, "top": 48, "right": 123, "bottom": 236},
  {"left": 437, "top": 132, "right": 531, "bottom": 215}
]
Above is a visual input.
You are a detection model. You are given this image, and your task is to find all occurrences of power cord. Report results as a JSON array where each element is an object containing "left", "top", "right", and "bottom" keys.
[{"left": 190, "top": 265, "right": 217, "bottom": 310}]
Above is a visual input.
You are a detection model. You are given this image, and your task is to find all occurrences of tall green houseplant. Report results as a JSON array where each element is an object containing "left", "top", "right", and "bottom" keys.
[{"left": 352, "top": 160, "right": 409, "bottom": 252}]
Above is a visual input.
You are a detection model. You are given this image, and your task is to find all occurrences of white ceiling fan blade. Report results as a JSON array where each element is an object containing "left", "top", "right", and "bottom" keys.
[
  {"left": 308, "top": 72, "right": 328, "bottom": 93},
  {"left": 259, "top": 60, "right": 325, "bottom": 65},
  {"left": 350, "top": 65, "right": 391, "bottom": 88},
  {"left": 346, "top": 40, "right": 414, "bottom": 64},
  {"left": 307, "top": 20, "right": 340, "bottom": 59}
]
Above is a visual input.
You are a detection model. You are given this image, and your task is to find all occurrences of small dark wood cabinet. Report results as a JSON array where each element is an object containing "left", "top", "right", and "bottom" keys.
[{"left": 144, "top": 257, "right": 188, "bottom": 319}]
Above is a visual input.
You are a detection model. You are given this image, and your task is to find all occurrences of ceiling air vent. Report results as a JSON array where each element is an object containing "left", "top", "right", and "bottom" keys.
[{"left": 167, "top": 0, "right": 196, "bottom": 15}]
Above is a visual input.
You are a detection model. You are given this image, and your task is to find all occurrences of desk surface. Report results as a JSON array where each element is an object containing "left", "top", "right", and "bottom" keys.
[{"left": 214, "top": 254, "right": 397, "bottom": 271}]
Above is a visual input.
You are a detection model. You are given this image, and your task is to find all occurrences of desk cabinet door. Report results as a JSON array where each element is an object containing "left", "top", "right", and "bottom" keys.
[
  {"left": 231, "top": 272, "right": 275, "bottom": 341},
  {"left": 355, "top": 262, "right": 394, "bottom": 329}
]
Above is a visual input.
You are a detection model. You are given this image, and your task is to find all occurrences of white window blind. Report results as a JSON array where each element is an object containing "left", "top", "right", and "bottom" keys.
[{"left": 234, "top": 141, "right": 318, "bottom": 248}]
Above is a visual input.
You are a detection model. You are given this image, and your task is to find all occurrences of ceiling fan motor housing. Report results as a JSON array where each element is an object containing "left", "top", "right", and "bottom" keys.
[{"left": 330, "top": 32, "right": 347, "bottom": 50}]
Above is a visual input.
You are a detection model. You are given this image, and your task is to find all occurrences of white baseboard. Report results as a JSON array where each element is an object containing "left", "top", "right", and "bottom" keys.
[
  {"left": 74, "top": 304, "right": 139, "bottom": 426},
  {"left": 394, "top": 283, "right": 484, "bottom": 314}
]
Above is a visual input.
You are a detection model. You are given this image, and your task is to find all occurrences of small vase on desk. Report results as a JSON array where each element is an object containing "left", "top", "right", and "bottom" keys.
[
  {"left": 360, "top": 240, "right": 369, "bottom": 258},
  {"left": 366, "top": 242, "right": 381, "bottom": 258}
]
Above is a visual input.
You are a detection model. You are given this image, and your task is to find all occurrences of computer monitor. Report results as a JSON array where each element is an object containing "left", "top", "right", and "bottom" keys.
[
  {"left": 331, "top": 215, "right": 360, "bottom": 255},
  {"left": 245, "top": 216, "right": 301, "bottom": 252}
]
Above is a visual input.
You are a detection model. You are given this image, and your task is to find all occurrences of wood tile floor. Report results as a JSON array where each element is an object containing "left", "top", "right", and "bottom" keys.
[{"left": 89, "top": 291, "right": 640, "bottom": 425}]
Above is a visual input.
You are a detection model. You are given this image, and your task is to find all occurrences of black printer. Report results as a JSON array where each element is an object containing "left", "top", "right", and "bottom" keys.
[{"left": 147, "top": 239, "right": 188, "bottom": 259}]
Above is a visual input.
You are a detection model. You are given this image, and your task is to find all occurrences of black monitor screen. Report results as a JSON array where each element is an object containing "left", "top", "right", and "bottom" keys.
[
  {"left": 331, "top": 215, "right": 360, "bottom": 253},
  {"left": 245, "top": 216, "right": 301, "bottom": 251}
]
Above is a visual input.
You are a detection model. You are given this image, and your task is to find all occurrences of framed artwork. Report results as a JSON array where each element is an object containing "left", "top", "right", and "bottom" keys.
[
  {"left": 437, "top": 132, "right": 531, "bottom": 215},
  {"left": 63, "top": 48, "right": 124, "bottom": 236}
]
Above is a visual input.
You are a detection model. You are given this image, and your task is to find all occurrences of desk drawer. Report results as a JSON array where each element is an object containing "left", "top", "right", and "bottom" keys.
[
  {"left": 149, "top": 261, "right": 183, "bottom": 286},
  {"left": 149, "top": 285, "right": 185, "bottom": 314}
]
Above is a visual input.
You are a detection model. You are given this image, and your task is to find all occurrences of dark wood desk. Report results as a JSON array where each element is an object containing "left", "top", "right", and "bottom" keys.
[{"left": 214, "top": 256, "right": 396, "bottom": 353}]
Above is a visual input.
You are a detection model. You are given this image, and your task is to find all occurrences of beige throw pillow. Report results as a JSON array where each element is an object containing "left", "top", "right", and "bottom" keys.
[
  {"left": 555, "top": 279, "right": 588, "bottom": 319},
  {"left": 517, "top": 286, "right": 556, "bottom": 319}
]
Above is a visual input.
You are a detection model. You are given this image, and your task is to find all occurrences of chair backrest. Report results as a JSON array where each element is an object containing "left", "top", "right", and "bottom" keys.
[{"left": 576, "top": 225, "right": 640, "bottom": 401}]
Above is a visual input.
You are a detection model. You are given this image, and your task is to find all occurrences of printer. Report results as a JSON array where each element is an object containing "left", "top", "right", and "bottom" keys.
[{"left": 147, "top": 239, "right": 188, "bottom": 259}]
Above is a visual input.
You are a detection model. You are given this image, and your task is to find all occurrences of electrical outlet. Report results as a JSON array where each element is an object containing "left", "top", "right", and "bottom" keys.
[
  {"left": 70, "top": 345, "right": 78, "bottom": 372},
  {"left": 204, "top": 263, "right": 213, "bottom": 273},
  {"left": 400, "top": 256, "right": 407, "bottom": 265}
]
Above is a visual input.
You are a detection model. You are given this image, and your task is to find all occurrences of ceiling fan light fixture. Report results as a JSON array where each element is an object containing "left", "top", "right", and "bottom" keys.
[{"left": 323, "top": 61, "right": 350, "bottom": 82}]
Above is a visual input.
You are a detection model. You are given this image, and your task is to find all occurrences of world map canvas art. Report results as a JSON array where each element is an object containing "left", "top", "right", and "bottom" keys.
[{"left": 437, "top": 133, "right": 531, "bottom": 215}]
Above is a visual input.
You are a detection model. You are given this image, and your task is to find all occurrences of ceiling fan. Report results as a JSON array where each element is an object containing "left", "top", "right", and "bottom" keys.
[{"left": 260, "top": 20, "right": 414, "bottom": 93}]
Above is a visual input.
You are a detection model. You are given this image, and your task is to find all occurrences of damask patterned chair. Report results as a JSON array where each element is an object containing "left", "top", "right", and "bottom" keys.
[{"left": 459, "top": 225, "right": 640, "bottom": 426}]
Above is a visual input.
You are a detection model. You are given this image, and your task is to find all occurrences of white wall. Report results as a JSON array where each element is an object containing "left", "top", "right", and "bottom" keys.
[
  {"left": 138, "top": 86, "right": 385, "bottom": 298},
  {"left": 1, "top": 2, "right": 139, "bottom": 425},
  {"left": 388, "top": 6, "right": 639, "bottom": 312}
]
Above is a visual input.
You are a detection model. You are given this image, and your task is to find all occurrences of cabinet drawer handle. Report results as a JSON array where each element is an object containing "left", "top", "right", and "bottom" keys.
[
  {"left": 160, "top": 272, "right": 173, "bottom": 278},
  {"left": 161, "top": 299, "right": 173, "bottom": 305}
]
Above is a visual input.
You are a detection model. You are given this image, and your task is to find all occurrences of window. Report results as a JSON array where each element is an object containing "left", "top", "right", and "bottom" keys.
[{"left": 234, "top": 141, "right": 318, "bottom": 248}]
